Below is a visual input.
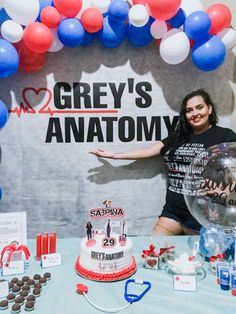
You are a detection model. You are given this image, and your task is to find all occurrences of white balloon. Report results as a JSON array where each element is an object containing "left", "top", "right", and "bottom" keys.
[
  {"left": 91, "top": 0, "right": 111, "bottom": 14},
  {"left": 160, "top": 28, "right": 190, "bottom": 65},
  {"left": 129, "top": 4, "right": 149, "bottom": 27},
  {"left": 48, "top": 28, "right": 64, "bottom": 52},
  {"left": 4, "top": 0, "right": 40, "bottom": 26},
  {"left": 1, "top": 20, "right": 23, "bottom": 43},
  {"left": 181, "top": 0, "right": 203, "bottom": 17},
  {"left": 217, "top": 28, "right": 236, "bottom": 50},
  {"left": 150, "top": 20, "right": 168, "bottom": 39},
  {"left": 76, "top": 0, "right": 91, "bottom": 19}
]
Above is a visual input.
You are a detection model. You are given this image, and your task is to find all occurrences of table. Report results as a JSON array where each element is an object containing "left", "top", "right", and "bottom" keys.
[{"left": 1, "top": 236, "right": 235, "bottom": 314}]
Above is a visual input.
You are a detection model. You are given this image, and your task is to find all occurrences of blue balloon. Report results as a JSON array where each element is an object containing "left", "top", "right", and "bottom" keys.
[
  {"left": 108, "top": 0, "right": 129, "bottom": 23},
  {"left": 0, "top": 187, "right": 2, "bottom": 200},
  {"left": 81, "top": 31, "right": 95, "bottom": 46},
  {"left": 0, "top": 9, "right": 11, "bottom": 26},
  {"left": 184, "top": 11, "right": 211, "bottom": 40},
  {"left": 0, "top": 39, "right": 19, "bottom": 78},
  {"left": 58, "top": 18, "right": 85, "bottom": 47},
  {"left": 97, "top": 16, "right": 126, "bottom": 48},
  {"left": 126, "top": 17, "right": 154, "bottom": 48},
  {"left": 192, "top": 35, "right": 226, "bottom": 71},
  {"left": 167, "top": 8, "right": 186, "bottom": 28},
  {"left": 0, "top": 100, "right": 8, "bottom": 129}
]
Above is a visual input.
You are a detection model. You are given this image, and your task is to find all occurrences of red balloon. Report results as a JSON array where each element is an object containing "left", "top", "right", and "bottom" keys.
[
  {"left": 189, "top": 39, "right": 195, "bottom": 48},
  {"left": 23, "top": 22, "right": 53, "bottom": 54},
  {"left": 15, "top": 41, "right": 45, "bottom": 73},
  {"left": 155, "top": 38, "right": 161, "bottom": 46},
  {"left": 81, "top": 8, "right": 103, "bottom": 33},
  {"left": 53, "top": 0, "right": 82, "bottom": 18},
  {"left": 132, "top": 0, "right": 147, "bottom": 4},
  {"left": 40, "top": 7, "right": 61, "bottom": 29},
  {"left": 207, "top": 4, "right": 232, "bottom": 34},
  {"left": 147, "top": 0, "right": 181, "bottom": 21}
]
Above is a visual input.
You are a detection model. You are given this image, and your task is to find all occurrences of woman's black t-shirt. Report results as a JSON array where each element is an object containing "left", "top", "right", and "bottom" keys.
[{"left": 161, "top": 125, "right": 236, "bottom": 211}]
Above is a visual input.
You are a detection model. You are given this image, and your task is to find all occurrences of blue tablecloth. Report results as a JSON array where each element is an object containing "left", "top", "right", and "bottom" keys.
[{"left": 1, "top": 236, "right": 235, "bottom": 314}]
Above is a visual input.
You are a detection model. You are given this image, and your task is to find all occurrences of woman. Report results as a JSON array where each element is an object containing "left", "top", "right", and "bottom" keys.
[{"left": 90, "top": 89, "right": 236, "bottom": 235}]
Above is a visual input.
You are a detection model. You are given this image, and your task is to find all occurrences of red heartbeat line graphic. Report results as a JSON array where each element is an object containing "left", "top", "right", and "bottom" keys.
[{"left": 9, "top": 87, "right": 118, "bottom": 117}]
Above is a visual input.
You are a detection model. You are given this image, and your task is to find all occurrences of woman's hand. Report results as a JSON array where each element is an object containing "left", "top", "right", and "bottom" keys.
[{"left": 89, "top": 149, "right": 116, "bottom": 159}]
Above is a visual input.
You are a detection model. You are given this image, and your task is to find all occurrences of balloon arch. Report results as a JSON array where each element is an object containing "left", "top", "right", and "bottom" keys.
[{"left": 0, "top": 0, "right": 235, "bottom": 127}]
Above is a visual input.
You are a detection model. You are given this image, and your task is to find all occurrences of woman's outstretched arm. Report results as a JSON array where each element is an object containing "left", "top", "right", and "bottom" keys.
[{"left": 89, "top": 141, "right": 165, "bottom": 160}]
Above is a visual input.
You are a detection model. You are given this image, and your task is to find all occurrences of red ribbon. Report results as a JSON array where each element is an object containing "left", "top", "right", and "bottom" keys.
[
  {"left": 159, "top": 245, "right": 175, "bottom": 256},
  {"left": 209, "top": 254, "right": 225, "bottom": 262},
  {"left": 142, "top": 244, "right": 175, "bottom": 258},
  {"left": 0, "top": 243, "right": 31, "bottom": 268}
]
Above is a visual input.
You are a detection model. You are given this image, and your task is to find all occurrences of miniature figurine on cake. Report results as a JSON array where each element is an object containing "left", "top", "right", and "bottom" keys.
[
  {"left": 104, "top": 219, "right": 112, "bottom": 238},
  {"left": 86, "top": 221, "right": 93, "bottom": 240},
  {"left": 75, "top": 201, "right": 136, "bottom": 281}
]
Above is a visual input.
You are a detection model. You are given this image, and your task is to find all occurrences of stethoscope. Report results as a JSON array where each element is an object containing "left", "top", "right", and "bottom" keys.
[{"left": 76, "top": 279, "right": 151, "bottom": 313}]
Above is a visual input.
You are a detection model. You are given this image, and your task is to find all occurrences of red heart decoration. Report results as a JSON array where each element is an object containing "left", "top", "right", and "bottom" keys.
[
  {"left": 147, "top": 259, "right": 157, "bottom": 267},
  {"left": 23, "top": 87, "right": 52, "bottom": 114}
]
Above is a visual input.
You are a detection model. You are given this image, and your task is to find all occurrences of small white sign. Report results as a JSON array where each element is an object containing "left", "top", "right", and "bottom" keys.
[
  {"left": 173, "top": 275, "right": 197, "bottom": 292},
  {"left": 0, "top": 281, "right": 9, "bottom": 298},
  {"left": 41, "top": 253, "right": 62, "bottom": 268},
  {"left": 2, "top": 260, "right": 25, "bottom": 276},
  {"left": 0, "top": 212, "right": 27, "bottom": 252}
]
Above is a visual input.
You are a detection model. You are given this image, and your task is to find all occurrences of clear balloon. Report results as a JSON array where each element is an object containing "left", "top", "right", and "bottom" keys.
[
  {"left": 1, "top": 20, "right": 23, "bottom": 43},
  {"left": 192, "top": 35, "right": 226, "bottom": 71},
  {"left": 0, "top": 39, "right": 19, "bottom": 78},
  {"left": 217, "top": 28, "right": 236, "bottom": 50},
  {"left": 4, "top": 0, "right": 40, "bottom": 26},
  {"left": 183, "top": 143, "right": 236, "bottom": 230},
  {"left": 199, "top": 227, "right": 233, "bottom": 258},
  {"left": 160, "top": 28, "right": 190, "bottom": 65},
  {"left": 128, "top": 4, "right": 149, "bottom": 28},
  {"left": 0, "top": 100, "right": 9, "bottom": 128}
]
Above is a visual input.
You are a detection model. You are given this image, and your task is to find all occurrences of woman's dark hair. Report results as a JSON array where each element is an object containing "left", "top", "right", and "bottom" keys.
[{"left": 161, "top": 89, "right": 218, "bottom": 155}]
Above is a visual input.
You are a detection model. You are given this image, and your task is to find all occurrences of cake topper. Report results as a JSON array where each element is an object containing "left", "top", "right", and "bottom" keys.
[{"left": 85, "top": 201, "right": 128, "bottom": 248}]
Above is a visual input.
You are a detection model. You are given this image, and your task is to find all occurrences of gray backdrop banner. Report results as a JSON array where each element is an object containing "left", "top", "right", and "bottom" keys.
[{"left": 0, "top": 0, "right": 236, "bottom": 238}]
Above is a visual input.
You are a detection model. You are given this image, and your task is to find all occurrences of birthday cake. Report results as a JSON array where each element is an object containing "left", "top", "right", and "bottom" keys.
[{"left": 75, "top": 201, "right": 136, "bottom": 281}]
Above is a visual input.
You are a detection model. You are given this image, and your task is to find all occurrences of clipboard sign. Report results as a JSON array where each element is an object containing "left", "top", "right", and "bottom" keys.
[{"left": 0, "top": 212, "right": 27, "bottom": 252}]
